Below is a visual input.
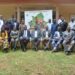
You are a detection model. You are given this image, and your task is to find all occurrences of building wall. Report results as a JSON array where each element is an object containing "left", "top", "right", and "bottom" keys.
[
  {"left": 58, "top": 4, "right": 75, "bottom": 22},
  {"left": 0, "top": 4, "right": 75, "bottom": 22},
  {"left": 0, "top": 4, "right": 16, "bottom": 20}
]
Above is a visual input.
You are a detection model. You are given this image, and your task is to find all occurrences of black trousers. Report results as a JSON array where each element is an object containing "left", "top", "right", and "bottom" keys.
[
  {"left": 33, "top": 38, "right": 40, "bottom": 49},
  {"left": 20, "top": 38, "right": 29, "bottom": 51},
  {"left": 43, "top": 39, "right": 49, "bottom": 47}
]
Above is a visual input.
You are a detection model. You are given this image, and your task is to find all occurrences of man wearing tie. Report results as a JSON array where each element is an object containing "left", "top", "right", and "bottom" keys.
[
  {"left": 31, "top": 26, "right": 42, "bottom": 50},
  {"left": 19, "top": 25, "right": 30, "bottom": 51}
]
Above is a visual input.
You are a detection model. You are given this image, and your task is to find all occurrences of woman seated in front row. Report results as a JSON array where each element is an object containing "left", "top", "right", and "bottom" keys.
[{"left": 0, "top": 30, "right": 9, "bottom": 52}]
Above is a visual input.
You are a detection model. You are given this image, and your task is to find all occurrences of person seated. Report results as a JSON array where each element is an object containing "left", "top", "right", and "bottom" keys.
[
  {"left": 2, "top": 21, "right": 12, "bottom": 45},
  {"left": 63, "top": 27, "right": 74, "bottom": 55},
  {"left": 19, "top": 25, "right": 30, "bottom": 51},
  {"left": 10, "top": 27, "right": 19, "bottom": 51},
  {"left": 1, "top": 30, "right": 9, "bottom": 52},
  {"left": 31, "top": 26, "right": 42, "bottom": 50},
  {"left": 51, "top": 26, "right": 63, "bottom": 52},
  {"left": 42, "top": 26, "right": 51, "bottom": 50}
]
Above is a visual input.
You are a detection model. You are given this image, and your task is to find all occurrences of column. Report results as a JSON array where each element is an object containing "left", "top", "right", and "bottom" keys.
[
  {"left": 56, "top": 7, "right": 59, "bottom": 20},
  {"left": 16, "top": 7, "right": 20, "bottom": 23}
]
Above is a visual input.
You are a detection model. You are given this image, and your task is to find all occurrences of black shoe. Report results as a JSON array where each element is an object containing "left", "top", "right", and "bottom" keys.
[
  {"left": 22, "top": 49, "right": 25, "bottom": 52},
  {"left": 52, "top": 49, "right": 57, "bottom": 52},
  {"left": 3, "top": 48, "right": 9, "bottom": 53},
  {"left": 44, "top": 47, "right": 48, "bottom": 50},
  {"left": 65, "top": 51, "right": 71, "bottom": 55},
  {"left": 35, "top": 47, "right": 38, "bottom": 51}
]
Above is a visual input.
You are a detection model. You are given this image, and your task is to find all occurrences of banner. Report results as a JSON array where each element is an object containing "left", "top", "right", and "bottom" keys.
[{"left": 24, "top": 10, "right": 53, "bottom": 29}]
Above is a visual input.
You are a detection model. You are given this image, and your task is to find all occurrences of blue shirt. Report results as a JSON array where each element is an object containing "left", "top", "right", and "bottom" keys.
[{"left": 51, "top": 23, "right": 58, "bottom": 38}]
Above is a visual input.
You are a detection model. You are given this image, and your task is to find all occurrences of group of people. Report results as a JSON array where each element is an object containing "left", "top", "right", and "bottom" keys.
[{"left": 0, "top": 15, "right": 75, "bottom": 55}]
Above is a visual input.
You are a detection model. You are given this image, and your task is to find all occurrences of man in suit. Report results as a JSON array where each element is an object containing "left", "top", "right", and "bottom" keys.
[
  {"left": 42, "top": 26, "right": 51, "bottom": 50},
  {"left": 19, "top": 25, "right": 30, "bottom": 51},
  {"left": 10, "top": 16, "right": 19, "bottom": 30},
  {"left": 31, "top": 26, "right": 42, "bottom": 50}
]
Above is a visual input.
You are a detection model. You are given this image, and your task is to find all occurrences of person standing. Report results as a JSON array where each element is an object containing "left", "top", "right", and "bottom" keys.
[
  {"left": 51, "top": 19, "right": 58, "bottom": 38},
  {"left": 0, "top": 15, "right": 4, "bottom": 32},
  {"left": 68, "top": 17, "right": 75, "bottom": 31},
  {"left": 10, "top": 15, "right": 19, "bottom": 30},
  {"left": 19, "top": 19, "right": 25, "bottom": 32},
  {"left": 47, "top": 19, "right": 52, "bottom": 31}
]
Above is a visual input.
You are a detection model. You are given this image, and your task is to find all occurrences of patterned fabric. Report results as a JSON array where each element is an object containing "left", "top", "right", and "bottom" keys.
[
  {"left": 3, "top": 39, "right": 9, "bottom": 49},
  {"left": 10, "top": 30, "right": 19, "bottom": 39},
  {"left": 52, "top": 31, "right": 63, "bottom": 50}
]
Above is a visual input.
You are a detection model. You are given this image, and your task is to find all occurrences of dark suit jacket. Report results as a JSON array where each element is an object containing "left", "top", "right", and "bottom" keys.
[
  {"left": 19, "top": 29, "right": 31, "bottom": 39},
  {"left": 31, "top": 30, "right": 42, "bottom": 39},
  {"left": 42, "top": 30, "right": 51, "bottom": 38},
  {"left": 13, "top": 22, "right": 19, "bottom": 30}
]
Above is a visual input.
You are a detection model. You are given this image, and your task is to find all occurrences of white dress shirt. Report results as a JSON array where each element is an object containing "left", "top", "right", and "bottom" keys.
[
  {"left": 57, "top": 19, "right": 62, "bottom": 24},
  {"left": 47, "top": 23, "right": 52, "bottom": 31},
  {"left": 68, "top": 21, "right": 75, "bottom": 30},
  {"left": 46, "top": 31, "right": 48, "bottom": 38},
  {"left": 0, "top": 19, "right": 4, "bottom": 32},
  {"left": 23, "top": 30, "right": 27, "bottom": 38},
  {"left": 54, "top": 31, "right": 61, "bottom": 40},
  {"left": 14, "top": 22, "right": 17, "bottom": 29},
  {"left": 34, "top": 31, "right": 38, "bottom": 38}
]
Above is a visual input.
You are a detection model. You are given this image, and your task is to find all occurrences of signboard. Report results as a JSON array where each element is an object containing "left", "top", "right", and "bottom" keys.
[{"left": 24, "top": 10, "right": 53, "bottom": 29}]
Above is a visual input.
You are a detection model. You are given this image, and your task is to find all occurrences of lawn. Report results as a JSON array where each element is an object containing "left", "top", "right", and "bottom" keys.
[{"left": 0, "top": 50, "right": 75, "bottom": 75}]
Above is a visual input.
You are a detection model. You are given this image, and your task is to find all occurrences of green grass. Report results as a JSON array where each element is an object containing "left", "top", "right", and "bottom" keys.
[{"left": 0, "top": 50, "right": 75, "bottom": 75}]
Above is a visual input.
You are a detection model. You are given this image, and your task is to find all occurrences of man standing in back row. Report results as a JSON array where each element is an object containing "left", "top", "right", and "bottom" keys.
[{"left": 0, "top": 15, "right": 4, "bottom": 32}]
